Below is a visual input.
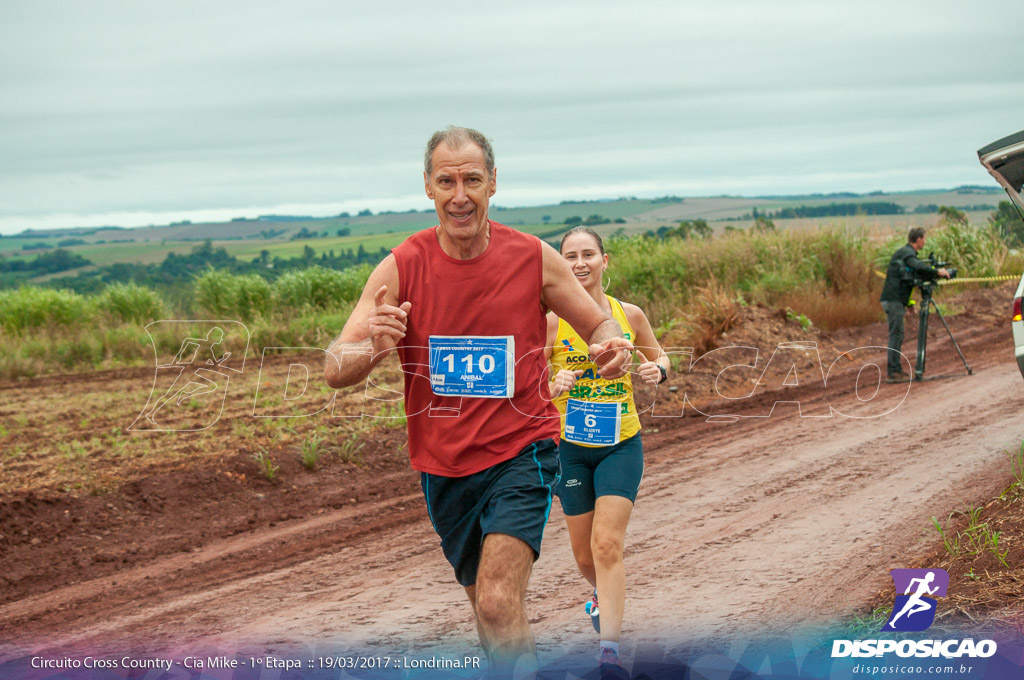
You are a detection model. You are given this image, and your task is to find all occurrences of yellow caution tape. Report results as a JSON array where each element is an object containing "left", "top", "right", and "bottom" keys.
[
  {"left": 873, "top": 271, "right": 1021, "bottom": 284},
  {"left": 936, "top": 274, "right": 1020, "bottom": 284}
]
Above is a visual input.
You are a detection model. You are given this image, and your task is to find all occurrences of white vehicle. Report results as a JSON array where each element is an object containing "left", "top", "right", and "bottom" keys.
[
  {"left": 1012, "top": 271, "right": 1024, "bottom": 379},
  {"left": 977, "top": 130, "right": 1024, "bottom": 379}
]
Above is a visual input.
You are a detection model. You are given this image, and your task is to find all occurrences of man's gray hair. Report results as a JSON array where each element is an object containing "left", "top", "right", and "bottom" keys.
[{"left": 424, "top": 126, "right": 495, "bottom": 177}]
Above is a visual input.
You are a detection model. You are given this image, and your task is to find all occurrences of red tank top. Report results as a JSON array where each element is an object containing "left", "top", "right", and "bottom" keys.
[{"left": 393, "top": 221, "right": 560, "bottom": 476}]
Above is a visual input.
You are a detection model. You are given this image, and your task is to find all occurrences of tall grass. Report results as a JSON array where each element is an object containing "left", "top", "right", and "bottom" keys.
[
  {"left": 0, "top": 266, "right": 371, "bottom": 379},
  {"left": 873, "top": 219, "right": 1010, "bottom": 279},
  {"left": 194, "top": 270, "right": 272, "bottom": 321},
  {"left": 604, "top": 218, "right": 1014, "bottom": 349},
  {"left": 274, "top": 264, "right": 372, "bottom": 312},
  {"left": 606, "top": 226, "right": 882, "bottom": 338},
  {"left": 96, "top": 283, "right": 166, "bottom": 324},
  {"left": 0, "top": 287, "right": 91, "bottom": 333},
  {"left": 0, "top": 283, "right": 164, "bottom": 334},
  {"left": 194, "top": 265, "right": 369, "bottom": 321},
  {"left": 927, "top": 219, "right": 1007, "bottom": 278},
  {"left": 0, "top": 220, "right": 1014, "bottom": 380}
]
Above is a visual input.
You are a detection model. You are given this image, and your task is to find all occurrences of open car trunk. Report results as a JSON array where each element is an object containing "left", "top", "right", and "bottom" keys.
[{"left": 978, "top": 129, "right": 1024, "bottom": 222}]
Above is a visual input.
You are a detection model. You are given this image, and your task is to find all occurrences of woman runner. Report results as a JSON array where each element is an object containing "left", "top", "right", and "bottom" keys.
[{"left": 545, "top": 226, "right": 670, "bottom": 678}]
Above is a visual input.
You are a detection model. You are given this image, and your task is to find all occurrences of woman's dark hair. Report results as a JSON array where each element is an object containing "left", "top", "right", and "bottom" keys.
[{"left": 559, "top": 226, "right": 605, "bottom": 255}]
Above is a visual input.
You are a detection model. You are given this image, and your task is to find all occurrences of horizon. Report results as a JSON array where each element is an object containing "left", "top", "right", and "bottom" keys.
[{"left": 0, "top": 183, "right": 1006, "bottom": 236}]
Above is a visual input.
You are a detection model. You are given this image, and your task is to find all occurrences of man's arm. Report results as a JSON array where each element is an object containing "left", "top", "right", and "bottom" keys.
[
  {"left": 324, "top": 255, "right": 409, "bottom": 388},
  {"left": 905, "top": 251, "right": 950, "bottom": 279},
  {"left": 539, "top": 242, "right": 633, "bottom": 378}
]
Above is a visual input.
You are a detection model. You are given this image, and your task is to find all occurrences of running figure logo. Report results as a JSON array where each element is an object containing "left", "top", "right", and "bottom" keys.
[
  {"left": 882, "top": 568, "right": 949, "bottom": 632},
  {"left": 130, "top": 321, "right": 249, "bottom": 432}
]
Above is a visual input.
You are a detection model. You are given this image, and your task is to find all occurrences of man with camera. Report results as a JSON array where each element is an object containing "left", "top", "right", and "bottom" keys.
[{"left": 880, "top": 227, "right": 951, "bottom": 382}]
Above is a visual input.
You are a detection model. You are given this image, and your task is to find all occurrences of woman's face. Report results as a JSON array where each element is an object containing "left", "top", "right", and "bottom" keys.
[{"left": 560, "top": 232, "right": 608, "bottom": 290}]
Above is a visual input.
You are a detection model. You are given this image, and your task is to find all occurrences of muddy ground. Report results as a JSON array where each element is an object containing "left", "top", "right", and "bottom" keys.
[{"left": 0, "top": 283, "right": 1022, "bottom": 667}]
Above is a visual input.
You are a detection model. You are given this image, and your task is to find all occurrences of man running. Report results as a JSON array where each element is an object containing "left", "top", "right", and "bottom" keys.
[
  {"left": 887, "top": 571, "right": 939, "bottom": 627},
  {"left": 324, "top": 126, "right": 632, "bottom": 679}
]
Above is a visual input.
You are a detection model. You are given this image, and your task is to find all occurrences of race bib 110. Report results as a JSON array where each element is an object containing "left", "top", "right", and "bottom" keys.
[{"left": 428, "top": 336, "right": 515, "bottom": 398}]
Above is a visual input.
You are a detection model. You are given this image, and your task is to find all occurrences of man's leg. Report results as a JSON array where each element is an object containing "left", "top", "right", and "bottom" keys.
[
  {"left": 469, "top": 532, "right": 537, "bottom": 679},
  {"left": 882, "top": 301, "right": 905, "bottom": 375},
  {"left": 464, "top": 585, "right": 490, "bottom": 657}
]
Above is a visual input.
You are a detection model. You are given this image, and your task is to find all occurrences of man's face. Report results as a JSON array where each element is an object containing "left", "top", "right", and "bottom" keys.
[
  {"left": 912, "top": 236, "right": 926, "bottom": 251},
  {"left": 424, "top": 141, "right": 496, "bottom": 244}
]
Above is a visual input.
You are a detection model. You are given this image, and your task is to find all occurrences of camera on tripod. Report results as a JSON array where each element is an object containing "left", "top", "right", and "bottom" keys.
[
  {"left": 904, "top": 252, "right": 957, "bottom": 288},
  {"left": 901, "top": 252, "right": 971, "bottom": 381}
]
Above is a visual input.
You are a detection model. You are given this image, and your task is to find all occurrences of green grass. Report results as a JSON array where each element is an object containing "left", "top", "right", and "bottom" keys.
[
  {"left": 842, "top": 605, "right": 894, "bottom": 638},
  {"left": 1009, "top": 441, "right": 1024, "bottom": 492},
  {"left": 372, "top": 401, "right": 407, "bottom": 429},
  {"left": 335, "top": 433, "right": 365, "bottom": 465},
  {"left": 0, "top": 287, "right": 92, "bottom": 332},
  {"left": 932, "top": 503, "right": 1010, "bottom": 568},
  {"left": 0, "top": 214, "right": 1016, "bottom": 380},
  {"left": 603, "top": 225, "right": 881, "bottom": 334},
  {"left": 298, "top": 433, "right": 325, "bottom": 471},
  {"left": 252, "top": 448, "right": 280, "bottom": 481},
  {"left": 0, "top": 265, "right": 367, "bottom": 379}
]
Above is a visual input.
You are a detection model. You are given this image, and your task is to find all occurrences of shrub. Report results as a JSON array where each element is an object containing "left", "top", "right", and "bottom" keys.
[
  {"left": 194, "top": 270, "right": 271, "bottom": 321},
  {"left": 96, "top": 283, "right": 165, "bottom": 324},
  {"left": 273, "top": 264, "right": 372, "bottom": 313},
  {"left": 926, "top": 219, "right": 1006, "bottom": 279},
  {"left": 0, "top": 287, "right": 90, "bottom": 333}
]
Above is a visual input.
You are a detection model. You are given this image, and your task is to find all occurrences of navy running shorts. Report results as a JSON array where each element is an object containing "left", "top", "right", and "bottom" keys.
[
  {"left": 420, "top": 438, "right": 560, "bottom": 587},
  {"left": 555, "top": 433, "right": 644, "bottom": 516}
]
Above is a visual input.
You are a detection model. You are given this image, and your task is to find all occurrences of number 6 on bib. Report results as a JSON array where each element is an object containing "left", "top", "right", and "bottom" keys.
[{"left": 564, "top": 398, "right": 621, "bottom": 445}]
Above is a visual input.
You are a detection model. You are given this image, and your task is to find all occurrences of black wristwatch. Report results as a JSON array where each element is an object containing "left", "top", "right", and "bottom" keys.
[{"left": 657, "top": 365, "right": 668, "bottom": 384}]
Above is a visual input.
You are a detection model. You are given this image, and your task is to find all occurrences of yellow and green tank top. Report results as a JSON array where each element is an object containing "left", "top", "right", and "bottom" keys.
[{"left": 550, "top": 295, "right": 640, "bottom": 447}]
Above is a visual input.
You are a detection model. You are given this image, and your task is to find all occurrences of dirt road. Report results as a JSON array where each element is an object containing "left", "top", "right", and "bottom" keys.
[{"left": 1, "top": 287, "right": 1022, "bottom": 669}]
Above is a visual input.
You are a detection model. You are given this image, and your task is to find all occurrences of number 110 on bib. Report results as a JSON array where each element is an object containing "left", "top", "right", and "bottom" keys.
[{"left": 442, "top": 353, "right": 497, "bottom": 374}]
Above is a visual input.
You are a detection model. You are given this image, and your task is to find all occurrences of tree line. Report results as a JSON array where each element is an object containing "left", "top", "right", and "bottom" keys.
[
  {"left": 761, "top": 202, "right": 905, "bottom": 219},
  {"left": 12, "top": 240, "right": 390, "bottom": 295}
]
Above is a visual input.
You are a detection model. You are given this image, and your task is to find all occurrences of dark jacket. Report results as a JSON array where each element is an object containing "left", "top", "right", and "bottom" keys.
[{"left": 880, "top": 244, "right": 937, "bottom": 305}]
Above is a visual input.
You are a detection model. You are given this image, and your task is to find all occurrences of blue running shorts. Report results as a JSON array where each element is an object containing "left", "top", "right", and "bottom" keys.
[
  {"left": 556, "top": 433, "right": 644, "bottom": 516},
  {"left": 420, "top": 438, "right": 560, "bottom": 586}
]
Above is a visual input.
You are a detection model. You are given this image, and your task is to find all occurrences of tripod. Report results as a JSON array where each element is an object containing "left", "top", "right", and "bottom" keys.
[{"left": 913, "top": 281, "right": 973, "bottom": 381}]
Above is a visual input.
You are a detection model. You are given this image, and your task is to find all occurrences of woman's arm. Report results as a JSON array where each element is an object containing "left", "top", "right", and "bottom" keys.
[{"left": 623, "top": 302, "right": 670, "bottom": 385}]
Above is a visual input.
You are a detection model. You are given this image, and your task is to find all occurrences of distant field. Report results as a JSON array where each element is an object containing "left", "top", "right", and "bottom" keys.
[
  {"left": 70, "top": 242, "right": 198, "bottom": 266},
  {"left": 752, "top": 210, "right": 996, "bottom": 237},
  {"left": 622, "top": 193, "right": 1001, "bottom": 226},
  {"left": 223, "top": 231, "right": 417, "bottom": 261},
  {"left": 492, "top": 198, "right": 675, "bottom": 225},
  {"left": 0, "top": 237, "right": 67, "bottom": 254},
  {"left": 224, "top": 223, "right": 568, "bottom": 261},
  {"left": 2, "top": 188, "right": 1006, "bottom": 274}
]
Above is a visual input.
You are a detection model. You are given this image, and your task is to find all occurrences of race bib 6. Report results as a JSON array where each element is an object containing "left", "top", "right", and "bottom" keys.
[{"left": 564, "top": 398, "right": 621, "bottom": 445}]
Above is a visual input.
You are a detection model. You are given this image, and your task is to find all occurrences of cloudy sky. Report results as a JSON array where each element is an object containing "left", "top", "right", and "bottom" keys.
[{"left": 1, "top": 0, "right": 1022, "bottom": 234}]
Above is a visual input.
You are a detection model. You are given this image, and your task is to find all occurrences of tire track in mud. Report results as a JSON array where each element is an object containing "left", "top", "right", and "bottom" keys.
[{"left": 0, "top": 490, "right": 428, "bottom": 649}]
